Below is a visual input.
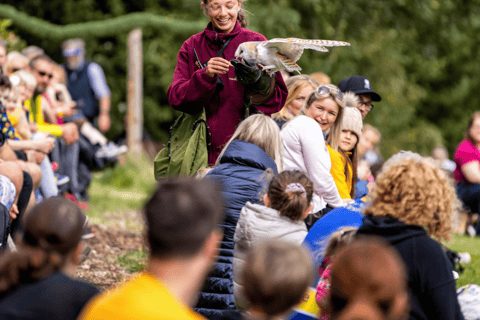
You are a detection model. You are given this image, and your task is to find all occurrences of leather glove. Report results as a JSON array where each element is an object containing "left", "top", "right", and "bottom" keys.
[{"left": 231, "top": 59, "right": 276, "bottom": 105}]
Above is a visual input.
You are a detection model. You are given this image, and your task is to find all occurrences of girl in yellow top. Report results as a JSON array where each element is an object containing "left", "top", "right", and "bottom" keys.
[{"left": 326, "top": 106, "right": 363, "bottom": 200}]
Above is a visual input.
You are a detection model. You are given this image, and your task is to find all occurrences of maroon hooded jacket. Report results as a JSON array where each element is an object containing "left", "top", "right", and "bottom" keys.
[{"left": 167, "top": 21, "right": 288, "bottom": 165}]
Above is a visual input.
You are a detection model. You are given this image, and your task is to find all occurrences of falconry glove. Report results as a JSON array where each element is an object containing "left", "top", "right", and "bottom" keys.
[{"left": 231, "top": 58, "right": 276, "bottom": 105}]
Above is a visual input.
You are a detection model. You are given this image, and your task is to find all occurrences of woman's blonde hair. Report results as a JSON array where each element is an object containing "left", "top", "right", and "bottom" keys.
[
  {"left": 202, "top": 0, "right": 249, "bottom": 28},
  {"left": 297, "top": 84, "right": 356, "bottom": 147},
  {"left": 216, "top": 114, "right": 283, "bottom": 171},
  {"left": 5, "top": 51, "right": 29, "bottom": 75},
  {"left": 272, "top": 75, "right": 318, "bottom": 122},
  {"left": 364, "top": 156, "right": 453, "bottom": 241},
  {"left": 243, "top": 240, "right": 313, "bottom": 317}
]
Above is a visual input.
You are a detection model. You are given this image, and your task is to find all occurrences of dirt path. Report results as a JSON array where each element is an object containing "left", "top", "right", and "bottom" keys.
[{"left": 75, "top": 224, "right": 144, "bottom": 290}]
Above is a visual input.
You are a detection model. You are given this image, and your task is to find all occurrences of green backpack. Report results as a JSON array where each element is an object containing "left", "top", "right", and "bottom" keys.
[{"left": 154, "top": 109, "right": 210, "bottom": 180}]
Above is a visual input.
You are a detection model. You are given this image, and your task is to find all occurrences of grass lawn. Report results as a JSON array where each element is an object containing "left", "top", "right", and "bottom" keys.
[
  {"left": 447, "top": 235, "right": 480, "bottom": 288},
  {"left": 86, "top": 154, "right": 156, "bottom": 231}
]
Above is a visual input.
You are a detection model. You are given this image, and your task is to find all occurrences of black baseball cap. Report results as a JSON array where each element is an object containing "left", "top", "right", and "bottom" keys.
[{"left": 338, "top": 76, "right": 382, "bottom": 102}]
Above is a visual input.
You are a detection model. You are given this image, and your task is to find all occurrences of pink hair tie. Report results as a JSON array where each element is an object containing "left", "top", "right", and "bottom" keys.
[{"left": 285, "top": 183, "right": 307, "bottom": 198}]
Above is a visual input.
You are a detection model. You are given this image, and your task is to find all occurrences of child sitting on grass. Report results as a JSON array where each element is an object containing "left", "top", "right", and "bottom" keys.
[
  {"left": 315, "top": 227, "right": 358, "bottom": 319},
  {"left": 233, "top": 170, "right": 313, "bottom": 310}
]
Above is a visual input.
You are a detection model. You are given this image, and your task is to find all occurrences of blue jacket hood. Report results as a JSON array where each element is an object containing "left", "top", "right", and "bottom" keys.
[{"left": 220, "top": 139, "right": 278, "bottom": 175}]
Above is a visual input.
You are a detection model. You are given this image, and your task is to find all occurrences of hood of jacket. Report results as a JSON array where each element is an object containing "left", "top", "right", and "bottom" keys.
[
  {"left": 358, "top": 215, "right": 427, "bottom": 246},
  {"left": 235, "top": 202, "right": 308, "bottom": 246},
  {"left": 220, "top": 139, "right": 278, "bottom": 174}
]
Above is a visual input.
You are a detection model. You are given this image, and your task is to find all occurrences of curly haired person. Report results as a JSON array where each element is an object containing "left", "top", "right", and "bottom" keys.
[{"left": 357, "top": 153, "right": 464, "bottom": 320}]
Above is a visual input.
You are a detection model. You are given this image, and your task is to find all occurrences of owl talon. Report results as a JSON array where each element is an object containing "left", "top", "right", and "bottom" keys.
[{"left": 259, "top": 64, "right": 275, "bottom": 76}]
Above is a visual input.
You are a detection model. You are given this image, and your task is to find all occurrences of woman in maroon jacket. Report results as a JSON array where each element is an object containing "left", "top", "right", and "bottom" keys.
[{"left": 167, "top": 0, "right": 288, "bottom": 166}]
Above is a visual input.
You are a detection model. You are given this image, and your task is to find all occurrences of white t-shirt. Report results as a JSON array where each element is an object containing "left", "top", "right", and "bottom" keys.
[{"left": 280, "top": 115, "right": 344, "bottom": 213}]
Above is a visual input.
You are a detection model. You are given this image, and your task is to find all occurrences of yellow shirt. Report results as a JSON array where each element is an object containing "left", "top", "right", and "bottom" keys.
[
  {"left": 327, "top": 145, "right": 353, "bottom": 199},
  {"left": 24, "top": 95, "right": 63, "bottom": 137},
  {"left": 7, "top": 108, "right": 29, "bottom": 140},
  {"left": 80, "top": 273, "right": 207, "bottom": 320}
]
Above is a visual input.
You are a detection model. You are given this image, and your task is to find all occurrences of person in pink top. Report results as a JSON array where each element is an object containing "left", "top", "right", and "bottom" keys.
[
  {"left": 454, "top": 111, "right": 480, "bottom": 235},
  {"left": 167, "top": 0, "right": 288, "bottom": 166}
]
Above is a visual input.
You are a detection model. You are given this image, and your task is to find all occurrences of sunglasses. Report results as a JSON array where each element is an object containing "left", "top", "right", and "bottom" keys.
[
  {"left": 36, "top": 69, "right": 53, "bottom": 79},
  {"left": 317, "top": 85, "right": 343, "bottom": 101}
]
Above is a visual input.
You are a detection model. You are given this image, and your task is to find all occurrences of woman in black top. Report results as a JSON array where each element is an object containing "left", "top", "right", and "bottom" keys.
[
  {"left": 0, "top": 197, "right": 99, "bottom": 320},
  {"left": 357, "top": 153, "right": 464, "bottom": 320}
]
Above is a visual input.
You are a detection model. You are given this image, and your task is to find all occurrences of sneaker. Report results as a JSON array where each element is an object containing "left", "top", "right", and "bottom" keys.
[
  {"left": 51, "top": 162, "right": 59, "bottom": 172},
  {"left": 467, "top": 225, "right": 476, "bottom": 237},
  {"left": 54, "top": 173, "right": 70, "bottom": 187},
  {"left": 81, "top": 216, "right": 95, "bottom": 240},
  {"left": 95, "top": 142, "right": 128, "bottom": 159},
  {"left": 458, "top": 252, "right": 472, "bottom": 264}
]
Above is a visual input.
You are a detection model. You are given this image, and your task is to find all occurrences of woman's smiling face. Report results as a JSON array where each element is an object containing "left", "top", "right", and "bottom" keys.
[
  {"left": 203, "top": 0, "right": 240, "bottom": 34},
  {"left": 305, "top": 97, "right": 339, "bottom": 132}
]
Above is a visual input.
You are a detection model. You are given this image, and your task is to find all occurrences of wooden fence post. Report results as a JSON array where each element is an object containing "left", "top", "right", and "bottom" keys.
[{"left": 127, "top": 29, "right": 143, "bottom": 155}]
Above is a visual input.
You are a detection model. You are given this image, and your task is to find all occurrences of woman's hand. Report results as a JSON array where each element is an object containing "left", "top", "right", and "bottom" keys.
[
  {"left": 205, "top": 57, "right": 231, "bottom": 78},
  {"left": 34, "top": 137, "right": 55, "bottom": 154}
]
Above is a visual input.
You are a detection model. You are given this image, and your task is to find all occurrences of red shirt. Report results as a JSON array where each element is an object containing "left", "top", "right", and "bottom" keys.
[{"left": 167, "top": 21, "right": 288, "bottom": 165}]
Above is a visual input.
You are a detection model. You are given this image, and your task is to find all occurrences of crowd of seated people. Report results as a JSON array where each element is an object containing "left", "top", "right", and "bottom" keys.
[{"left": 0, "top": 40, "right": 127, "bottom": 211}]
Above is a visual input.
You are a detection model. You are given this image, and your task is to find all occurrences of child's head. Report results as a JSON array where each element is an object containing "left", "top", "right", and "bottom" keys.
[
  {"left": 338, "top": 107, "right": 362, "bottom": 153},
  {"left": 2, "top": 86, "right": 19, "bottom": 113},
  {"left": 15, "top": 70, "right": 37, "bottom": 101},
  {"left": 325, "top": 238, "right": 409, "bottom": 320},
  {"left": 324, "top": 226, "right": 358, "bottom": 259},
  {"left": 243, "top": 240, "right": 314, "bottom": 318},
  {"left": 264, "top": 170, "right": 314, "bottom": 221}
]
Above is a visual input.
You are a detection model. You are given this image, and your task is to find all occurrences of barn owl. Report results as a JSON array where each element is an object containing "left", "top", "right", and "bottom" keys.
[{"left": 234, "top": 38, "right": 350, "bottom": 75}]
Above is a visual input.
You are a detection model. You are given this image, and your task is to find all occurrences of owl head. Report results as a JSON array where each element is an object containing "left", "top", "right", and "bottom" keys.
[{"left": 234, "top": 42, "right": 257, "bottom": 61}]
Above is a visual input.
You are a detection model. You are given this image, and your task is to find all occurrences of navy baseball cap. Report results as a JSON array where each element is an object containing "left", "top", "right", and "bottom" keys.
[{"left": 338, "top": 76, "right": 382, "bottom": 102}]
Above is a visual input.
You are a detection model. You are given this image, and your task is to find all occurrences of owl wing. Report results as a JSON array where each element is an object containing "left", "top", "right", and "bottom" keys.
[{"left": 264, "top": 38, "right": 351, "bottom": 62}]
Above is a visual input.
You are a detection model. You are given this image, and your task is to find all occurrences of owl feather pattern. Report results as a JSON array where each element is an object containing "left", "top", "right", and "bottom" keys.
[{"left": 234, "top": 38, "right": 350, "bottom": 74}]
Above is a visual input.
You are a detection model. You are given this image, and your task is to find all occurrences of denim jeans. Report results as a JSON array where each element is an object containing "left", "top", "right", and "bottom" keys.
[{"left": 456, "top": 181, "right": 480, "bottom": 234}]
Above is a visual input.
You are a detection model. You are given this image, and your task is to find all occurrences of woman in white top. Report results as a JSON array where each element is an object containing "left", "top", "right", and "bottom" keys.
[{"left": 280, "top": 85, "right": 358, "bottom": 227}]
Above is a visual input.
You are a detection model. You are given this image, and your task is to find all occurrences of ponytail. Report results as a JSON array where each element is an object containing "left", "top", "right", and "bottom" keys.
[
  {"left": 0, "top": 197, "right": 85, "bottom": 294},
  {"left": 267, "top": 171, "right": 314, "bottom": 221},
  {"left": 237, "top": 5, "right": 249, "bottom": 28},
  {"left": 0, "top": 245, "right": 66, "bottom": 294}
]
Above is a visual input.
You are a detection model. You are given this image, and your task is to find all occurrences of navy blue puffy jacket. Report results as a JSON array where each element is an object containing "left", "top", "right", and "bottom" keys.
[{"left": 195, "top": 139, "right": 278, "bottom": 319}]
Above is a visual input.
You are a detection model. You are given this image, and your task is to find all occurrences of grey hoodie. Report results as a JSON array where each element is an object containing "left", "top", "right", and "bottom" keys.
[{"left": 232, "top": 202, "right": 308, "bottom": 310}]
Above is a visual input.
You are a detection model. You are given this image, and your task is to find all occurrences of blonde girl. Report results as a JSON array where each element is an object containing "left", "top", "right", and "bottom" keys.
[{"left": 326, "top": 105, "right": 362, "bottom": 200}]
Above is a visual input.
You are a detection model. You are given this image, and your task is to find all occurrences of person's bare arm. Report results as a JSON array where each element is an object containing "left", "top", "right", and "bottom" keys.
[
  {"left": 7, "top": 137, "right": 55, "bottom": 154},
  {"left": 461, "top": 161, "right": 480, "bottom": 184},
  {"left": 98, "top": 95, "right": 111, "bottom": 133},
  {"left": 41, "top": 95, "right": 58, "bottom": 124}
]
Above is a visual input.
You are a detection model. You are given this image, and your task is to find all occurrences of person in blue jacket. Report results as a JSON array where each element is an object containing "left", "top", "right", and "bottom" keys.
[{"left": 195, "top": 114, "right": 283, "bottom": 319}]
